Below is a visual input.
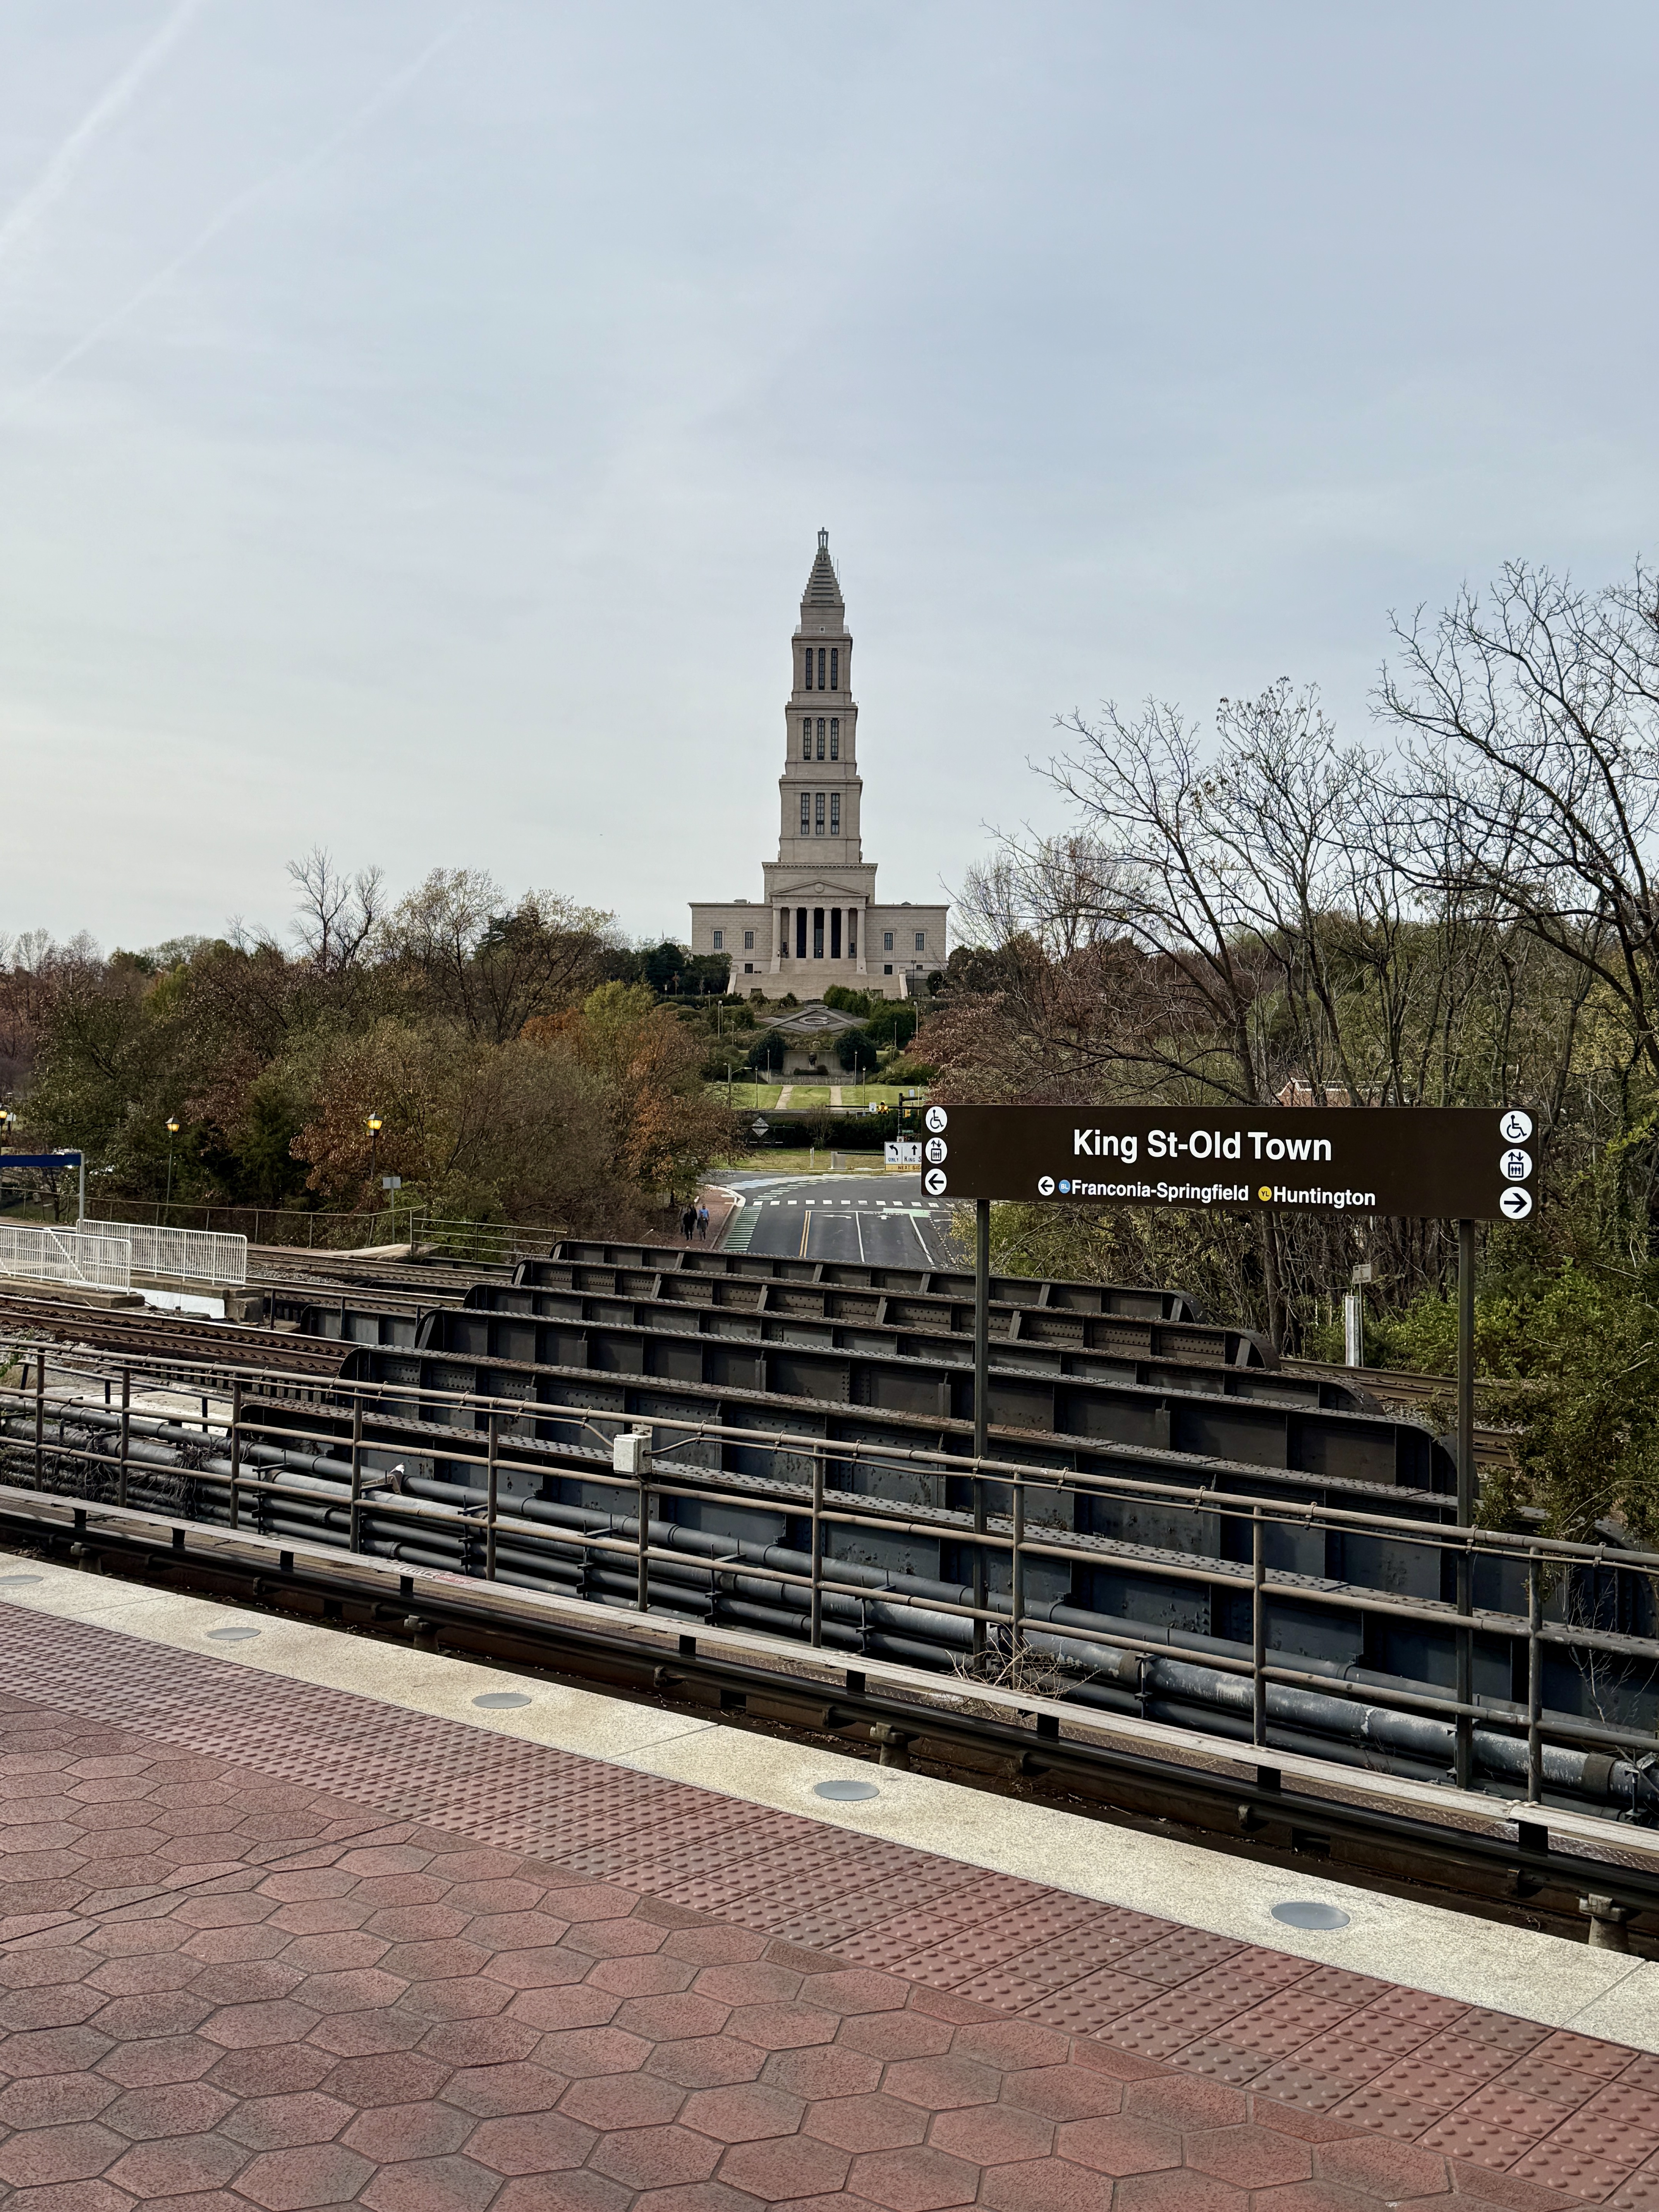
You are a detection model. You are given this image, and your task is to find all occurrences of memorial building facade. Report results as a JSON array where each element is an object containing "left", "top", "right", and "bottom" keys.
[{"left": 688, "top": 532, "right": 947, "bottom": 1000}]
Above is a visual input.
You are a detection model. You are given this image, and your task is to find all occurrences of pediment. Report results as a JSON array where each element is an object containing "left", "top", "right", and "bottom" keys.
[{"left": 759, "top": 1000, "right": 865, "bottom": 1036}]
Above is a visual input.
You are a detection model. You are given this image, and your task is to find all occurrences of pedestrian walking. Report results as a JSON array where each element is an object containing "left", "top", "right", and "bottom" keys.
[
  {"left": 696, "top": 1203, "right": 710, "bottom": 1240},
  {"left": 680, "top": 1204, "right": 696, "bottom": 1241}
]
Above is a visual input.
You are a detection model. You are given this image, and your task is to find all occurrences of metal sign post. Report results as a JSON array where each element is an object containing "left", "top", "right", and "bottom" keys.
[
  {"left": 972, "top": 1196, "right": 990, "bottom": 1671},
  {"left": 926, "top": 1101, "right": 1538, "bottom": 1752},
  {"left": 1457, "top": 1215, "right": 1478, "bottom": 1787}
]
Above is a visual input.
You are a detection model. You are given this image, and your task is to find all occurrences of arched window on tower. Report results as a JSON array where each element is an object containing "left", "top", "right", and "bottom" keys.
[
  {"left": 816, "top": 719, "right": 825, "bottom": 759},
  {"left": 830, "top": 648, "right": 839, "bottom": 689},
  {"left": 829, "top": 719, "right": 839, "bottom": 759},
  {"left": 802, "top": 720, "right": 812, "bottom": 759}
]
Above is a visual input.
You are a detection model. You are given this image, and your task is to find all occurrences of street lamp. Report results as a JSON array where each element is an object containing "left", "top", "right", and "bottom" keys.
[
  {"left": 164, "top": 1117, "right": 180, "bottom": 1224},
  {"left": 367, "top": 1115, "right": 382, "bottom": 1202}
]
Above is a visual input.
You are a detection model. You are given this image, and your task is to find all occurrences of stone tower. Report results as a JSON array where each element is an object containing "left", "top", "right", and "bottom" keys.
[
  {"left": 776, "top": 530, "right": 863, "bottom": 866},
  {"left": 687, "top": 532, "right": 948, "bottom": 998}
]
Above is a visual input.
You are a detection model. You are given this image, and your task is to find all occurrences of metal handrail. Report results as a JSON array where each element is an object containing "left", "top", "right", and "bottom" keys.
[{"left": 4, "top": 1346, "right": 1657, "bottom": 1814}]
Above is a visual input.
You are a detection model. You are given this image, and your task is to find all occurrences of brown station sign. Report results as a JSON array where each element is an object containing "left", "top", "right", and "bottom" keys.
[{"left": 917, "top": 1104, "right": 1538, "bottom": 1222}]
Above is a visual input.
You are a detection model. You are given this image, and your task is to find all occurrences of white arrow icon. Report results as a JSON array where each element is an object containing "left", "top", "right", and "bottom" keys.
[
  {"left": 1499, "top": 1186, "right": 1533, "bottom": 1219},
  {"left": 922, "top": 1168, "right": 948, "bottom": 1196}
]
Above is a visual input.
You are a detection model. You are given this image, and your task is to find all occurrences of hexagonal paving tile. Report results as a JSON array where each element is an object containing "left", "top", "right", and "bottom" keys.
[
  {"left": 848, "top": 2141, "right": 983, "bottom": 2210},
  {"left": 679, "top": 2079, "right": 806, "bottom": 2142},
  {"left": 343, "top": 2096, "right": 479, "bottom": 2161},
  {"left": 804, "top": 2089, "right": 931, "bottom": 2152},
  {"left": 5, "top": 1607, "right": 1646, "bottom": 2212},
  {"left": 236, "top": 2139, "right": 379, "bottom": 2209},
  {"left": 0, "top": 2119, "right": 126, "bottom": 2187},
  {"left": 589, "top": 2119, "right": 725, "bottom": 2190},
  {"left": 466, "top": 2106, "right": 599, "bottom": 2176}
]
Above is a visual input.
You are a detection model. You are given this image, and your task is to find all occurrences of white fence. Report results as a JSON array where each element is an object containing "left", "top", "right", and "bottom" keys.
[
  {"left": 80, "top": 1220, "right": 248, "bottom": 1287},
  {"left": 0, "top": 1224, "right": 132, "bottom": 1291}
]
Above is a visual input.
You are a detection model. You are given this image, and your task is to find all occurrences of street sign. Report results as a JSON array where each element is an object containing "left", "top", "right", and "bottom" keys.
[
  {"left": 751, "top": 1118, "right": 769, "bottom": 1136},
  {"left": 919, "top": 1104, "right": 1537, "bottom": 1221}
]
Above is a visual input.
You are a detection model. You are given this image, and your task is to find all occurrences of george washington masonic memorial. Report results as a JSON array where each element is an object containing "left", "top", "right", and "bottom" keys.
[{"left": 688, "top": 532, "right": 948, "bottom": 1000}]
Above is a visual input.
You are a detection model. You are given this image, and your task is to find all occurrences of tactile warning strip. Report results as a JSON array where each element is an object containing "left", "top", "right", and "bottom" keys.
[{"left": 3, "top": 1603, "right": 1657, "bottom": 2209}]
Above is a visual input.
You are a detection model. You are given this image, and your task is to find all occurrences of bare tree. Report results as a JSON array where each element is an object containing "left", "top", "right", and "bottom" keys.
[
  {"left": 1380, "top": 561, "right": 1659, "bottom": 1084},
  {"left": 287, "top": 848, "right": 386, "bottom": 974}
]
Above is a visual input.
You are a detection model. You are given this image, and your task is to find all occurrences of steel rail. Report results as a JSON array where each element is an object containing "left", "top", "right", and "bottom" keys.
[{"left": 0, "top": 1292, "right": 350, "bottom": 1377}]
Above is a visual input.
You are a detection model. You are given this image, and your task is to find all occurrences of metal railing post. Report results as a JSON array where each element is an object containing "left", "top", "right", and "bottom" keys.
[
  {"left": 1011, "top": 1470, "right": 1025, "bottom": 1671},
  {"left": 118, "top": 1366, "right": 130, "bottom": 1510},
  {"left": 1455, "top": 1532, "right": 1475, "bottom": 1790},
  {"left": 972, "top": 1469, "right": 988, "bottom": 1676},
  {"left": 637, "top": 1465, "right": 650, "bottom": 1614},
  {"left": 810, "top": 1449, "right": 824, "bottom": 1647},
  {"left": 1527, "top": 1548, "right": 1544, "bottom": 1805},
  {"left": 485, "top": 1410, "right": 499, "bottom": 1580},
  {"left": 348, "top": 1397, "right": 364, "bottom": 1553},
  {"left": 229, "top": 1381, "right": 242, "bottom": 1531},
  {"left": 33, "top": 1356, "right": 44, "bottom": 1489},
  {"left": 1252, "top": 1506, "right": 1267, "bottom": 1747}
]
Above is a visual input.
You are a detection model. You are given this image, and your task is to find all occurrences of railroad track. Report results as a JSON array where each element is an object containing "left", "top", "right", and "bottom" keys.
[
  {"left": 247, "top": 1244, "right": 511, "bottom": 1295},
  {"left": 1285, "top": 1356, "right": 1523, "bottom": 1464},
  {"left": 0, "top": 1290, "right": 351, "bottom": 1380}
]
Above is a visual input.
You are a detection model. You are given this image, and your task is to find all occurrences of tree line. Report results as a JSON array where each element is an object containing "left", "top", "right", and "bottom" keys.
[{"left": 0, "top": 859, "right": 737, "bottom": 1235}]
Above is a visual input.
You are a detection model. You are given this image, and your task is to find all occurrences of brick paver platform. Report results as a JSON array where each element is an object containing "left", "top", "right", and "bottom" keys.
[{"left": 1, "top": 1603, "right": 1656, "bottom": 2212}]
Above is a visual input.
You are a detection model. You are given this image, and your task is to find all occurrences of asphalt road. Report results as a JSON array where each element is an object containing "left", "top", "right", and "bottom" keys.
[{"left": 720, "top": 1171, "right": 962, "bottom": 1269}]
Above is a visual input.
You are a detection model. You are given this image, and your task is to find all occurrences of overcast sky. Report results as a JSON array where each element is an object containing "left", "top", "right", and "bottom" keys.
[{"left": 2, "top": 2, "right": 1656, "bottom": 954}]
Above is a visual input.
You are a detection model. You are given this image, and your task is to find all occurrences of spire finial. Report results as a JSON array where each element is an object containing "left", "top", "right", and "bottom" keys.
[{"left": 818, "top": 527, "right": 829, "bottom": 550}]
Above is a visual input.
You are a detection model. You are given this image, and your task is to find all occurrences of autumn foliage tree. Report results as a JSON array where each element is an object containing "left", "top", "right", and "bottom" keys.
[{"left": 9, "top": 859, "right": 738, "bottom": 1237}]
